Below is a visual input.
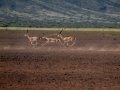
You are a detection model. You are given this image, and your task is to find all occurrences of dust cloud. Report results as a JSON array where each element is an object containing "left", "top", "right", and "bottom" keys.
[{"left": 1, "top": 45, "right": 120, "bottom": 52}]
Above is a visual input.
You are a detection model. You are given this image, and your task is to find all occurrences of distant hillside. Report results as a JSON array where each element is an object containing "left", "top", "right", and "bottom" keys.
[{"left": 0, "top": 0, "right": 120, "bottom": 27}]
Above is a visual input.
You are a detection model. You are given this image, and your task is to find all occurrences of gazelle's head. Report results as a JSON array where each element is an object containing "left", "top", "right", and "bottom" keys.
[
  {"left": 24, "top": 30, "right": 29, "bottom": 37},
  {"left": 57, "top": 30, "right": 63, "bottom": 37},
  {"left": 57, "top": 34, "right": 62, "bottom": 37},
  {"left": 24, "top": 34, "right": 28, "bottom": 37}
]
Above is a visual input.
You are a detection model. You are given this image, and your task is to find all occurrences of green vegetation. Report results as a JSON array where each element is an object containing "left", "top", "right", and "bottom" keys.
[
  {"left": 0, "top": 19, "right": 120, "bottom": 28},
  {"left": 0, "top": 27, "right": 120, "bottom": 31},
  {"left": 0, "top": 0, "right": 120, "bottom": 28}
]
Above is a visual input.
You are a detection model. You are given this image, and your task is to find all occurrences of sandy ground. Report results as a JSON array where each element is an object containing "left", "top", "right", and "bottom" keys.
[{"left": 0, "top": 30, "right": 120, "bottom": 90}]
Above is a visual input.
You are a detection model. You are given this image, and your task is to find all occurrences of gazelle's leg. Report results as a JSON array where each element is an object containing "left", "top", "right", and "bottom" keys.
[
  {"left": 66, "top": 42, "right": 69, "bottom": 47},
  {"left": 58, "top": 39, "right": 63, "bottom": 46},
  {"left": 35, "top": 41, "right": 38, "bottom": 46},
  {"left": 41, "top": 41, "right": 48, "bottom": 46},
  {"left": 59, "top": 40, "right": 63, "bottom": 46},
  {"left": 41, "top": 42, "right": 45, "bottom": 46},
  {"left": 33, "top": 41, "right": 38, "bottom": 48},
  {"left": 30, "top": 41, "right": 33, "bottom": 46},
  {"left": 62, "top": 42, "right": 66, "bottom": 47},
  {"left": 31, "top": 42, "right": 35, "bottom": 47},
  {"left": 44, "top": 41, "right": 49, "bottom": 46},
  {"left": 64, "top": 42, "right": 68, "bottom": 47},
  {"left": 36, "top": 41, "right": 38, "bottom": 46},
  {"left": 56, "top": 39, "right": 61, "bottom": 43},
  {"left": 27, "top": 39, "right": 31, "bottom": 45},
  {"left": 31, "top": 41, "right": 37, "bottom": 47}
]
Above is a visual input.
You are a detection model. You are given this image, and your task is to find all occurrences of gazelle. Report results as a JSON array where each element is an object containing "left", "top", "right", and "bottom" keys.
[
  {"left": 24, "top": 33, "right": 39, "bottom": 46},
  {"left": 57, "top": 34, "right": 76, "bottom": 47},
  {"left": 40, "top": 35, "right": 62, "bottom": 46}
]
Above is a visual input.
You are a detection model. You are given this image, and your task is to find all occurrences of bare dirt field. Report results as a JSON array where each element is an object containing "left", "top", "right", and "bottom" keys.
[{"left": 0, "top": 30, "right": 120, "bottom": 90}]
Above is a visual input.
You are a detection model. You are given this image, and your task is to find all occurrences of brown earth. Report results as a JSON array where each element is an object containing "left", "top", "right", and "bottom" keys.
[{"left": 0, "top": 30, "right": 120, "bottom": 90}]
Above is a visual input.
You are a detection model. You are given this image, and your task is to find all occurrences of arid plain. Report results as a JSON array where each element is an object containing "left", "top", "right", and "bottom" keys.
[{"left": 0, "top": 30, "right": 120, "bottom": 90}]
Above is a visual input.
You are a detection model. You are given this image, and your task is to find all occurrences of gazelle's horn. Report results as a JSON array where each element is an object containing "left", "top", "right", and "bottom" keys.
[
  {"left": 26, "top": 29, "right": 28, "bottom": 33},
  {"left": 59, "top": 29, "right": 63, "bottom": 34},
  {"left": 42, "top": 33, "right": 45, "bottom": 36}
]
